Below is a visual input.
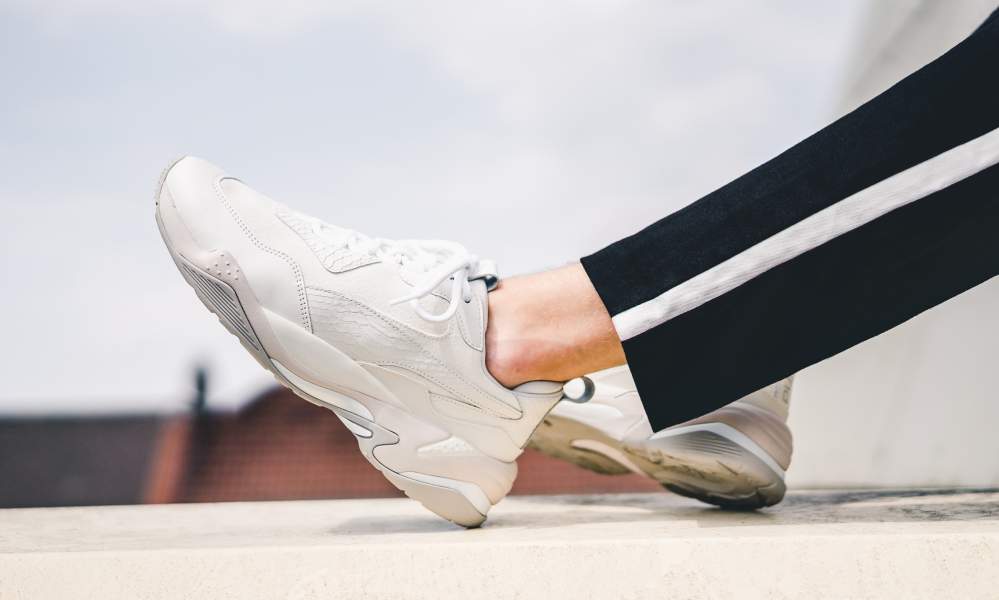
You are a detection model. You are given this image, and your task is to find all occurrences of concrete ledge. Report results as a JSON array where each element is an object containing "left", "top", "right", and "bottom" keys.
[{"left": 2, "top": 490, "right": 998, "bottom": 599}]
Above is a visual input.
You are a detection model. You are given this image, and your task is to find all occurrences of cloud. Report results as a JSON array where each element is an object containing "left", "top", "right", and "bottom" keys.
[{"left": 0, "top": 1, "right": 863, "bottom": 410}]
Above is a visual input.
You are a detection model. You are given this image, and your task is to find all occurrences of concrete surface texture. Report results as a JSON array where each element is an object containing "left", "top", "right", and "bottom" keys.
[
  {"left": 788, "top": 0, "right": 999, "bottom": 489},
  {"left": 2, "top": 491, "right": 998, "bottom": 599}
]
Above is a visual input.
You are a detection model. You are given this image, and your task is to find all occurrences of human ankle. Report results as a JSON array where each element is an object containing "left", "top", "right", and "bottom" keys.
[
  {"left": 485, "top": 264, "right": 626, "bottom": 388},
  {"left": 483, "top": 280, "right": 551, "bottom": 387}
]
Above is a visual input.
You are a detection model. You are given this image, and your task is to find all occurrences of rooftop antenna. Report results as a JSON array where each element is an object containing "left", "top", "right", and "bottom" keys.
[{"left": 192, "top": 364, "right": 208, "bottom": 414}]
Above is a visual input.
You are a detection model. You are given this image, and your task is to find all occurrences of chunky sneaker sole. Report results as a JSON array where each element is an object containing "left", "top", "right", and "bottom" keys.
[
  {"left": 530, "top": 369, "right": 792, "bottom": 509},
  {"left": 155, "top": 157, "right": 570, "bottom": 527},
  {"left": 530, "top": 413, "right": 642, "bottom": 476},
  {"left": 625, "top": 403, "right": 790, "bottom": 509}
]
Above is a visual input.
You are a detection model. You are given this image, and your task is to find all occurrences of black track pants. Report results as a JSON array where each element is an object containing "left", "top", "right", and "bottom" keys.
[{"left": 581, "top": 9, "right": 999, "bottom": 430}]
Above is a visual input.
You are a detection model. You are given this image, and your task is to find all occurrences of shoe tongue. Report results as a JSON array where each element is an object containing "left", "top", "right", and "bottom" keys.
[
  {"left": 314, "top": 221, "right": 357, "bottom": 247},
  {"left": 279, "top": 206, "right": 361, "bottom": 249}
]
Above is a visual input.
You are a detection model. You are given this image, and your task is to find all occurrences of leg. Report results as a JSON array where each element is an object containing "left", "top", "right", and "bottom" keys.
[
  {"left": 494, "top": 8, "right": 999, "bottom": 430},
  {"left": 485, "top": 264, "right": 624, "bottom": 388}
]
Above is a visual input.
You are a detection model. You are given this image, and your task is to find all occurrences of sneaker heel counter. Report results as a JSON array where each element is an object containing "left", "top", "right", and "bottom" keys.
[
  {"left": 511, "top": 381, "right": 566, "bottom": 449},
  {"left": 739, "top": 377, "right": 794, "bottom": 422}
]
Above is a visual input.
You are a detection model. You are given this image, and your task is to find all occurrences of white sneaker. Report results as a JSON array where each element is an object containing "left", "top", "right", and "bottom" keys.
[
  {"left": 530, "top": 367, "right": 793, "bottom": 508},
  {"left": 154, "top": 157, "right": 590, "bottom": 527}
]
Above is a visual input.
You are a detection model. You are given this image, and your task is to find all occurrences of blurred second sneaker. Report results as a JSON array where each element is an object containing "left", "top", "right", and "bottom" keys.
[{"left": 529, "top": 367, "right": 793, "bottom": 509}]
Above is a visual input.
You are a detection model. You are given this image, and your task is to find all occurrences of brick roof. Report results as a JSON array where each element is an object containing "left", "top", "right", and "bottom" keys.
[
  {"left": 154, "top": 386, "right": 660, "bottom": 503},
  {"left": 1, "top": 387, "right": 659, "bottom": 509}
]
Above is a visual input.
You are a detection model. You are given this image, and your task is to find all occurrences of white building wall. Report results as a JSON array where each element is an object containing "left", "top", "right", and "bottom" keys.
[{"left": 788, "top": 0, "right": 999, "bottom": 488}]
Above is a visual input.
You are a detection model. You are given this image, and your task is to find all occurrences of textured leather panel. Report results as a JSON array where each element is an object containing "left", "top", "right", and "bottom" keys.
[
  {"left": 307, "top": 286, "right": 522, "bottom": 419},
  {"left": 276, "top": 209, "right": 380, "bottom": 273}
]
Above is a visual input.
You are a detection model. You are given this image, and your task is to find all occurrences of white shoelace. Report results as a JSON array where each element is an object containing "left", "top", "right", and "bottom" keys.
[
  {"left": 310, "top": 220, "right": 479, "bottom": 322},
  {"left": 310, "top": 217, "right": 595, "bottom": 403}
]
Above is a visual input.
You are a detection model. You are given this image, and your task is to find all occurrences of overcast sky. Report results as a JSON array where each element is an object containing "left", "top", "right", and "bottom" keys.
[{"left": 0, "top": 1, "right": 864, "bottom": 413}]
